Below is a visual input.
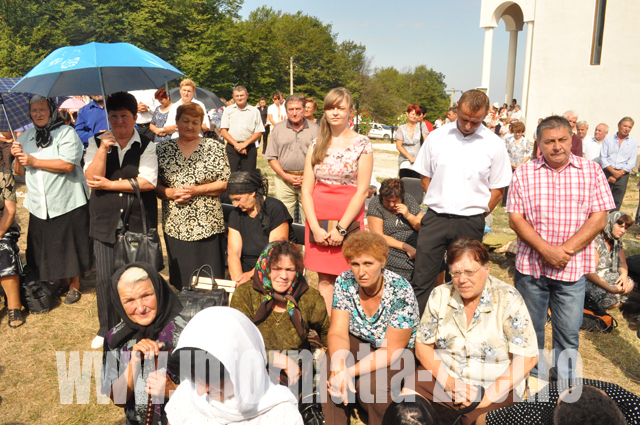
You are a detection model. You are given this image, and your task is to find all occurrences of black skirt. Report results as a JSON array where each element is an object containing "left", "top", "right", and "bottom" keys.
[
  {"left": 164, "top": 232, "right": 225, "bottom": 291},
  {"left": 26, "top": 203, "right": 93, "bottom": 280}
]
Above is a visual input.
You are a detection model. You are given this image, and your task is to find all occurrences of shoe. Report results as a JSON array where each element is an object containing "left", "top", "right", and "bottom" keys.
[
  {"left": 91, "top": 335, "right": 105, "bottom": 349},
  {"left": 8, "top": 308, "right": 25, "bottom": 328},
  {"left": 64, "top": 289, "right": 81, "bottom": 305}
]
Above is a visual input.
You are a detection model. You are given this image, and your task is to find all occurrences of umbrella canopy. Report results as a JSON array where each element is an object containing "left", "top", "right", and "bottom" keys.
[
  {"left": 0, "top": 78, "right": 68, "bottom": 134},
  {"left": 0, "top": 78, "right": 31, "bottom": 133},
  {"left": 10, "top": 42, "right": 184, "bottom": 97},
  {"left": 59, "top": 97, "right": 87, "bottom": 110},
  {"left": 170, "top": 87, "right": 224, "bottom": 110}
]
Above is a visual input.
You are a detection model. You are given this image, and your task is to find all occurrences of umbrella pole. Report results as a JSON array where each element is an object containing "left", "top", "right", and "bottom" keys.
[
  {"left": 98, "top": 67, "right": 111, "bottom": 131},
  {"left": 0, "top": 93, "right": 17, "bottom": 141}
]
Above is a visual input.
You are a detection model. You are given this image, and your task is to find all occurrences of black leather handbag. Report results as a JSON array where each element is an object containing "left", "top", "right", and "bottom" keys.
[
  {"left": 178, "top": 265, "right": 229, "bottom": 321},
  {"left": 113, "top": 178, "right": 164, "bottom": 272}
]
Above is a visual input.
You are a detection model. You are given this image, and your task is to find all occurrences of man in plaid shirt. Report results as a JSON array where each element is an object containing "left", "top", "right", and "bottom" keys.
[{"left": 507, "top": 116, "right": 615, "bottom": 382}]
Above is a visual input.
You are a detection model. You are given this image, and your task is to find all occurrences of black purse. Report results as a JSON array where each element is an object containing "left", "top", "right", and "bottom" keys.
[
  {"left": 178, "top": 265, "right": 229, "bottom": 321},
  {"left": 113, "top": 178, "right": 164, "bottom": 272}
]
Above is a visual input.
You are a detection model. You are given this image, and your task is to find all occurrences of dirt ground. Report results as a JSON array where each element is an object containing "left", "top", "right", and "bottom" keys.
[{"left": 1, "top": 151, "right": 639, "bottom": 424}]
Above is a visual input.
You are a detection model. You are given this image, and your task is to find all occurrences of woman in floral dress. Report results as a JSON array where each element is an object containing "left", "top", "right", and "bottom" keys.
[
  {"left": 412, "top": 237, "right": 539, "bottom": 425},
  {"left": 323, "top": 231, "right": 419, "bottom": 425},
  {"left": 301, "top": 87, "right": 373, "bottom": 314}
]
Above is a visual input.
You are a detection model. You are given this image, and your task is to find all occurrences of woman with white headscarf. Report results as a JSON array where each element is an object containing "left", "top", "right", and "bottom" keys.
[{"left": 165, "top": 307, "right": 303, "bottom": 425}]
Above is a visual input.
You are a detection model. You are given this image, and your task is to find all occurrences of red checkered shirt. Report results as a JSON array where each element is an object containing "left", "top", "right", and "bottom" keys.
[{"left": 506, "top": 154, "right": 615, "bottom": 282}]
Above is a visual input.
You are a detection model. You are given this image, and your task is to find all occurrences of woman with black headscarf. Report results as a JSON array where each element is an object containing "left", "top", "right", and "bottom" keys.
[
  {"left": 227, "top": 170, "right": 294, "bottom": 285},
  {"left": 12, "top": 95, "right": 92, "bottom": 304},
  {"left": 101, "top": 262, "right": 185, "bottom": 425},
  {"left": 231, "top": 241, "right": 329, "bottom": 388}
]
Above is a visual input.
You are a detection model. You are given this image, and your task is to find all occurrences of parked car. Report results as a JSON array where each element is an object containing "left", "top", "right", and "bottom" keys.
[{"left": 368, "top": 123, "right": 394, "bottom": 140}]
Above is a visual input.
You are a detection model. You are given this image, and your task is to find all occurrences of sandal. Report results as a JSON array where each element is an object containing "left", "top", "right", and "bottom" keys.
[
  {"left": 8, "top": 309, "right": 24, "bottom": 328},
  {"left": 64, "top": 289, "right": 81, "bottom": 305},
  {"left": 635, "top": 233, "right": 640, "bottom": 240}
]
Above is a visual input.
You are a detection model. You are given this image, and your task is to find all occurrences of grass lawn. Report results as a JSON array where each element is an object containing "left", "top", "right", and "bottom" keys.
[{"left": 1, "top": 153, "right": 639, "bottom": 424}]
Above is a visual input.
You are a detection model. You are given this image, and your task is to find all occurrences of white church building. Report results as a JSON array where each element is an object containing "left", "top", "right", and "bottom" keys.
[{"left": 479, "top": 0, "right": 640, "bottom": 141}]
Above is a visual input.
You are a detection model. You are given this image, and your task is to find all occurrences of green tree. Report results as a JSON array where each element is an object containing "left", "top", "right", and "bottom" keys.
[{"left": 359, "top": 65, "right": 449, "bottom": 124}]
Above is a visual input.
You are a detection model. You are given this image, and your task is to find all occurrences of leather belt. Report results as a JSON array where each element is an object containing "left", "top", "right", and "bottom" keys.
[
  {"left": 429, "top": 209, "right": 483, "bottom": 219},
  {"left": 284, "top": 170, "right": 304, "bottom": 176}
]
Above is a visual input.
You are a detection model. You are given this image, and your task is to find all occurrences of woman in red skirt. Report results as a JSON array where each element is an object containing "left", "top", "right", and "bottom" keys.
[{"left": 301, "top": 87, "right": 373, "bottom": 314}]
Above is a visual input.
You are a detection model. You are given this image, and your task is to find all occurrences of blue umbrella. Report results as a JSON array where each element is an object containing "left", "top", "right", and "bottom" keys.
[{"left": 10, "top": 42, "right": 184, "bottom": 128}]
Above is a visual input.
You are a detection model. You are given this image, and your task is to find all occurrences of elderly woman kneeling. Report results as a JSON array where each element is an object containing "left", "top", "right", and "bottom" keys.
[
  {"left": 411, "top": 238, "right": 538, "bottom": 425},
  {"left": 324, "top": 231, "right": 420, "bottom": 425},
  {"left": 101, "top": 263, "right": 185, "bottom": 425}
]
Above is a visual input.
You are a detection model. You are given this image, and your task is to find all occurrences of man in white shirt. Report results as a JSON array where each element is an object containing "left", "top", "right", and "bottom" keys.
[
  {"left": 509, "top": 104, "right": 524, "bottom": 122},
  {"left": 583, "top": 123, "right": 609, "bottom": 165},
  {"left": 411, "top": 89, "right": 512, "bottom": 314},
  {"left": 220, "top": 86, "right": 265, "bottom": 171},
  {"left": 163, "top": 79, "right": 210, "bottom": 139},
  {"left": 265, "top": 92, "right": 287, "bottom": 152},
  {"left": 129, "top": 89, "right": 159, "bottom": 140}
]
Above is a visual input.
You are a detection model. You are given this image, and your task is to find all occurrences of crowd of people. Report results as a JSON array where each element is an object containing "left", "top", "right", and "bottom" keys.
[{"left": 1, "top": 81, "right": 639, "bottom": 425}]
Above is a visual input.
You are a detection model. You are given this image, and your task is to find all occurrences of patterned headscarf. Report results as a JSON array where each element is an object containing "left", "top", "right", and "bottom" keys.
[
  {"left": 251, "top": 242, "right": 309, "bottom": 337},
  {"left": 603, "top": 211, "right": 626, "bottom": 271}
]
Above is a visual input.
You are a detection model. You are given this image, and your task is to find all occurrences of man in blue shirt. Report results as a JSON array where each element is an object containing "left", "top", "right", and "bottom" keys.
[
  {"left": 74, "top": 95, "right": 108, "bottom": 148},
  {"left": 601, "top": 117, "right": 637, "bottom": 210}
]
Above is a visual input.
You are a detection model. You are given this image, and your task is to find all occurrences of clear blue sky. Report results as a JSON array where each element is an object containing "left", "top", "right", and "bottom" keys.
[{"left": 239, "top": 0, "right": 526, "bottom": 105}]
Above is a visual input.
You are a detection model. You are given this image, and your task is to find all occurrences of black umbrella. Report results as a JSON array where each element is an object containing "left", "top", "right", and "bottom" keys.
[{"left": 169, "top": 87, "right": 224, "bottom": 110}]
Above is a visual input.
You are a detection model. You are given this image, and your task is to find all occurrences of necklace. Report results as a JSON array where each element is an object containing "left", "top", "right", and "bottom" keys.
[
  {"left": 272, "top": 311, "right": 286, "bottom": 326},
  {"left": 361, "top": 277, "right": 384, "bottom": 298}
]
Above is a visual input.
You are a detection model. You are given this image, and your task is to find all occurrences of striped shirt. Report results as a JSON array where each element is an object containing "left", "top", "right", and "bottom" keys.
[{"left": 506, "top": 154, "right": 615, "bottom": 282}]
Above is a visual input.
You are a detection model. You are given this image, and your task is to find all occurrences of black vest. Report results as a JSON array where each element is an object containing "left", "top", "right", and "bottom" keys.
[{"left": 89, "top": 133, "right": 158, "bottom": 244}]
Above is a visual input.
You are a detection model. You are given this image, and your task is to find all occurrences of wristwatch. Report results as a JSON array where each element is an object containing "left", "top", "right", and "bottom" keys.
[{"left": 336, "top": 223, "right": 347, "bottom": 236}]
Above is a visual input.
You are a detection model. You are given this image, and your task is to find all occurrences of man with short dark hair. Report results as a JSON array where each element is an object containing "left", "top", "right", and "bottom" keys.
[
  {"left": 266, "top": 95, "right": 318, "bottom": 223},
  {"left": 220, "top": 86, "right": 265, "bottom": 172},
  {"left": 601, "top": 117, "right": 637, "bottom": 211},
  {"left": 507, "top": 116, "right": 614, "bottom": 382},
  {"left": 445, "top": 106, "right": 457, "bottom": 124},
  {"left": 411, "top": 89, "right": 512, "bottom": 313}
]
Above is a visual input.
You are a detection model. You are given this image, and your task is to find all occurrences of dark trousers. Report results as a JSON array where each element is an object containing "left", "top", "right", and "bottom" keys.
[
  {"left": 412, "top": 209, "right": 485, "bottom": 315},
  {"left": 94, "top": 239, "right": 122, "bottom": 337},
  {"left": 226, "top": 141, "right": 257, "bottom": 172},
  {"left": 136, "top": 123, "right": 155, "bottom": 141},
  {"left": 399, "top": 168, "right": 421, "bottom": 179},
  {"left": 605, "top": 169, "right": 629, "bottom": 211},
  {"left": 262, "top": 125, "right": 270, "bottom": 154},
  {"left": 322, "top": 334, "right": 414, "bottom": 425},
  {"left": 409, "top": 365, "right": 519, "bottom": 425}
]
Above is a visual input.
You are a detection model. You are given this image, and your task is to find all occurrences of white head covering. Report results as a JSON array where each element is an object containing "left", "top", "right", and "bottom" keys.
[{"left": 165, "top": 307, "right": 300, "bottom": 425}]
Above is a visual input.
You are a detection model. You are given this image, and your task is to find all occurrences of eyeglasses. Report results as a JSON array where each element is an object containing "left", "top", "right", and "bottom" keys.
[
  {"left": 450, "top": 265, "right": 485, "bottom": 279},
  {"left": 30, "top": 108, "right": 49, "bottom": 116}
]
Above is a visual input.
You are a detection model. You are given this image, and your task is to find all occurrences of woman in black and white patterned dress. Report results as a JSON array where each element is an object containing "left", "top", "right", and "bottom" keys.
[
  {"left": 367, "top": 178, "right": 423, "bottom": 280},
  {"left": 155, "top": 102, "right": 230, "bottom": 290}
]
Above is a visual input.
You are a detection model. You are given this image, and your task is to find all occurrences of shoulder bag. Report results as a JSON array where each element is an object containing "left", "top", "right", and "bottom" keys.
[{"left": 113, "top": 178, "right": 164, "bottom": 271}]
